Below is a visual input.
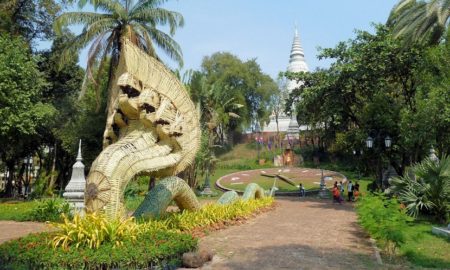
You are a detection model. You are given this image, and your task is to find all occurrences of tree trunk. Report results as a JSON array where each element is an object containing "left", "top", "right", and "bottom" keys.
[
  {"left": 5, "top": 161, "right": 15, "bottom": 197},
  {"left": 17, "top": 162, "right": 25, "bottom": 196},
  {"left": 48, "top": 143, "right": 57, "bottom": 193}
]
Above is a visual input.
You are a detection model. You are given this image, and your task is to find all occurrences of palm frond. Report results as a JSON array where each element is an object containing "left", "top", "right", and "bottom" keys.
[
  {"left": 142, "top": 24, "right": 183, "bottom": 66},
  {"left": 388, "top": 0, "right": 450, "bottom": 44},
  {"left": 54, "top": 12, "right": 113, "bottom": 35},
  {"left": 131, "top": 8, "right": 184, "bottom": 35}
]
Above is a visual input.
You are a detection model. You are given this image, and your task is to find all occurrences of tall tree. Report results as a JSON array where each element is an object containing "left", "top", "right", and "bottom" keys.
[
  {"left": 201, "top": 52, "right": 277, "bottom": 133},
  {"left": 37, "top": 32, "right": 86, "bottom": 193},
  {"left": 0, "top": 0, "right": 61, "bottom": 44},
  {"left": 388, "top": 0, "right": 450, "bottom": 44},
  {"left": 0, "top": 34, "right": 56, "bottom": 196},
  {"left": 54, "top": 0, "right": 184, "bottom": 112},
  {"left": 286, "top": 25, "right": 426, "bottom": 177}
]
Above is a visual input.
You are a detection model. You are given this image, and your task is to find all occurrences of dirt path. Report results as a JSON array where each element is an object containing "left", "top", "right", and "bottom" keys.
[
  {"left": 0, "top": 221, "right": 52, "bottom": 244},
  {"left": 197, "top": 197, "right": 381, "bottom": 270}
]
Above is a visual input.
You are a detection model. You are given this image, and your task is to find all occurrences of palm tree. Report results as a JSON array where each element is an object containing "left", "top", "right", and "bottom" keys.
[
  {"left": 388, "top": 0, "right": 450, "bottom": 44},
  {"left": 388, "top": 155, "right": 450, "bottom": 223},
  {"left": 54, "top": 0, "right": 184, "bottom": 108}
]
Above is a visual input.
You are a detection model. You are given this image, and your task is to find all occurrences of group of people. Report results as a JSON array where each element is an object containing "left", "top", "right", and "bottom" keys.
[{"left": 332, "top": 180, "right": 359, "bottom": 204}]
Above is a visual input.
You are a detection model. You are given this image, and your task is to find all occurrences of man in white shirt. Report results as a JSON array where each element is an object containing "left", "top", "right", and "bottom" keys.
[{"left": 347, "top": 180, "right": 353, "bottom": 202}]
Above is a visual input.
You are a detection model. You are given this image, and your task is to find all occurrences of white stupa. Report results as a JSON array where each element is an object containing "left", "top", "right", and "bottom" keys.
[
  {"left": 263, "top": 26, "right": 309, "bottom": 134},
  {"left": 63, "top": 140, "right": 86, "bottom": 214}
]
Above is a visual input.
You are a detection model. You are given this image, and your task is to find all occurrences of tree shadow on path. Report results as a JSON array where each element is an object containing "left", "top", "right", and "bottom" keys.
[{"left": 207, "top": 243, "right": 392, "bottom": 270}]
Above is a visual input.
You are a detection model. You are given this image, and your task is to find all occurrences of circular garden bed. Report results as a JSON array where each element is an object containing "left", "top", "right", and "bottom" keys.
[{"left": 216, "top": 167, "right": 347, "bottom": 193}]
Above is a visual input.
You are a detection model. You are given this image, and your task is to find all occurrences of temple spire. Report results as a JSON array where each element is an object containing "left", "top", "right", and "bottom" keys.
[
  {"left": 76, "top": 139, "right": 82, "bottom": 161},
  {"left": 286, "top": 25, "right": 309, "bottom": 92}
]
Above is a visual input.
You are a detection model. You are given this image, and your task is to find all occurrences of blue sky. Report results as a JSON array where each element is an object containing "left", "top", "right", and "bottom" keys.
[{"left": 56, "top": 0, "right": 400, "bottom": 79}]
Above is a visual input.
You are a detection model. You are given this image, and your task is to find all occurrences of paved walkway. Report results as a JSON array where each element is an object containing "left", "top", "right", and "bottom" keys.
[
  {"left": 197, "top": 197, "right": 381, "bottom": 270},
  {"left": 0, "top": 221, "right": 53, "bottom": 244}
]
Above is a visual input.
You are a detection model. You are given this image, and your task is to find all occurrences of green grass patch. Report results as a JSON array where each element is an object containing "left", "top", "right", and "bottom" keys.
[
  {"left": 0, "top": 200, "right": 41, "bottom": 221},
  {"left": 399, "top": 221, "right": 450, "bottom": 268},
  {"left": 125, "top": 196, "right": 145, "bottom": 211}
]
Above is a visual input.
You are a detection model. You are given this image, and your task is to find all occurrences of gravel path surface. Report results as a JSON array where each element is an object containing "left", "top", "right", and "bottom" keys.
[
  {"left": 0, "top": 221, "right": 53, "bottom": 244},
  {"left": 197, "top": 197, "right": 382, "bottom": 270}
]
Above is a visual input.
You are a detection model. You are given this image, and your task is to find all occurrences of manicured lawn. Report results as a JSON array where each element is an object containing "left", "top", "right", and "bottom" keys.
[
  {"left": 399, "top": 221, "right": 450, "bottom": 268},
  {"left": 0, "top": 200, "right": 40, "bottom": 221}
]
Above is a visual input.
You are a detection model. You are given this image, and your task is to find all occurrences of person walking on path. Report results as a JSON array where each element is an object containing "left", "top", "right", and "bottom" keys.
[
  {"left": 353, "top": 181, "right": 360, "bottom": 201},
  {"left": 339, "top": 181, "right": 345, "bottom": 202},
  {"left": 332, "top": 182, "right": 342, "bottom": 204},
  {"left": 347, "top": 180, "right": 353, "bottom": 202},
  {"left": 299, "top": 183, "right": 305, "bottom": 197}
]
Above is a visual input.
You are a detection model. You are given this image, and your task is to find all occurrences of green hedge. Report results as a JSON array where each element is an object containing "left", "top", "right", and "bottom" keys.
[
  {"left": 0, "top": 230, "right": 197, "bottom": 270},
  {"left": 356, "top": 194, "right": 412, "bottom": 257}
]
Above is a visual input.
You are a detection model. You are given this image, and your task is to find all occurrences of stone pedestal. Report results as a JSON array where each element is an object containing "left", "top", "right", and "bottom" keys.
[
  {"left": 318, "top": 169, "right": 329, "bottom": 198},
  {"left": 63, "top": 140, "right": 86, "bottom": 215},
  {"left": 200, "top": 187, "right": 213, "bottom": 196}
]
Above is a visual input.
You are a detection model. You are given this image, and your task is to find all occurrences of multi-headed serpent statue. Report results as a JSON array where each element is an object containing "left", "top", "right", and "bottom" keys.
[{"left": 84, "top": 39, "right": 265, "bottom": 220}]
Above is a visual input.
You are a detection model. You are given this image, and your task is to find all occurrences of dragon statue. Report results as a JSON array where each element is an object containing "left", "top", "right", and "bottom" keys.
[{"left": 84, "top": 38, "right": 265, "bottom": 220}]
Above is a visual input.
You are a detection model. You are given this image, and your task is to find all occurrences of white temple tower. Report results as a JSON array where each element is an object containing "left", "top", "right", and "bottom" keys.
[
  {"left": 286, "top": 27, "right": 309, "bottom": 91},
  {"left": 263, "top": 26, "right": 309, "bottom": 135}
]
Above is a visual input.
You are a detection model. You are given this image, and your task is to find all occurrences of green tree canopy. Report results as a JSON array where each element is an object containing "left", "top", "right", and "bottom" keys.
[
  {"left": 0, "top": 0, "right": 61, "bottom": 44},
  {"left": 285, "top": 25, "right": 442, "bottom": 176},
  {"left": 0, "top": 34, "right": 56, "bottom": 195},
  {"left": 200, "top": 52, "right": 277, "bottom": 130}
]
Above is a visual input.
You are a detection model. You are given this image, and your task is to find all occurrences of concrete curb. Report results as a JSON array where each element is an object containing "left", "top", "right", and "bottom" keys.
[{"left": 369, "top": 238, "right": 383, "bottom": 265}]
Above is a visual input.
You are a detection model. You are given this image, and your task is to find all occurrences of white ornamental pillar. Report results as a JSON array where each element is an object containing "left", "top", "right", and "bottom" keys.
[{"left": 63, "top": 140, "right": 86, "bottom": 215}]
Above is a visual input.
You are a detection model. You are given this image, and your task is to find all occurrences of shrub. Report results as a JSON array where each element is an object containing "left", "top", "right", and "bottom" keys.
[
  {"left": 161, "top": 197, "right": 274, "bottom": 231},
  {"left": 356, "top": 194, "right": 412, "bottom": 258},
  {"left": 0, "top": 230, "right": 197, "bottom": 269},
  {"left": 29, "top": 198, "right": 72, "bottom": 222},
  {"left": 51, "top": 213, "right": 140, "bottom": 249},
  {"left": 388, "top": 156, "right": 450, "bottom": 223}
]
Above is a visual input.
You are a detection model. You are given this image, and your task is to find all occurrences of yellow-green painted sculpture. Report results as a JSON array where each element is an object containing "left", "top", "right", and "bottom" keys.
[
  {"left": 133, "top": 176, "right": 201, "bottom": 219},
  {"left": 85, "top": 39, "right": 201, "bottom": 219},
  {"left": 85, "top": 38, "right": 266, "bottom": 220}
]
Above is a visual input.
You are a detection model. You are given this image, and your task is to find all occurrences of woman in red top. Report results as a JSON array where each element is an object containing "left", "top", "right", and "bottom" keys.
[{"left": 332, "top": 182, "right": 342, "bottom": 204}]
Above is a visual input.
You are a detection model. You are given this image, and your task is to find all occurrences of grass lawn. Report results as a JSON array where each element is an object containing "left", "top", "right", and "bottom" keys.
[
  {"left": 398, "top": 221, "right": 450, "bottom": 268},
  {"left": 0, "top": 200, "right": 41, "bottom": 221}
]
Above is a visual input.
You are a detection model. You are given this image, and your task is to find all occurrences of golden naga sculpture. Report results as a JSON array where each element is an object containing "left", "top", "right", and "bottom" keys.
[{"left": 85, "top": 38, "right": 201, "bottom": 219}]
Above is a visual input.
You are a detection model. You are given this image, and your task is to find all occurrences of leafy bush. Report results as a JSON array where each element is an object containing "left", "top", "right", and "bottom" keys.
[
  {"left": 388, "top": 156, "right": 450, "bottom": 223},
  {"left": 158, "top": 197, "right": 274, "bottom": 231},
  {"left": 52, "top": 213, "right": 140, "bottom": 249},
  {"left": 356, "top": 194, "right": 412, "bottom": 258},
  {"left": 29, "top": 198, "right": 72, "bottom": 222},
  {"left": 0, "top": 230, "right": 197, "bottom": 269}
]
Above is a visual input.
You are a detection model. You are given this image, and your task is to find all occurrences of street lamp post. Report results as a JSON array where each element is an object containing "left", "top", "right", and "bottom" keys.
[
  {"left": 352, "top": 149, "right": 363, "bottom": 180},
  {"left": 366, "top": 134, "right": 392, "bottom": 190},
  {"left": 255, "top": 122, "right": 261, "bottom": 161}
]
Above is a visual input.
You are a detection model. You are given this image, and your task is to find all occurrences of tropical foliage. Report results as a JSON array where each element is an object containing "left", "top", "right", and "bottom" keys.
[
  {"left": 29, "top": 198, "right": 72, "bottom": 222},
  {"left": 160, "top": 197, "right": 274, "bottom": 231},
  {"left": 388, "top": 156, "right": 450, "bottom": 223},
  {"left": 388, "top": 0, "right": 450, "bottom": 44},
  {"left": 189, "top": 52, "right": 277, "bottom": 145},
  {"left": 0, "top": 230, "right": 196, "bottom": 269},
  {"left": 356, "top": 194, "right": 412, "bottom": 257},
  {"left": 52, "top": 213, "right": 140, "bottom": 249},
  {"left": 286, "top": 24, "right": 450, "bottom": 178},
  {"left": 0, "top": 34, "right": 56, "bottom": 196},
  {"left": 54, "top": 0, "right": 184, "bottom": 109}
]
